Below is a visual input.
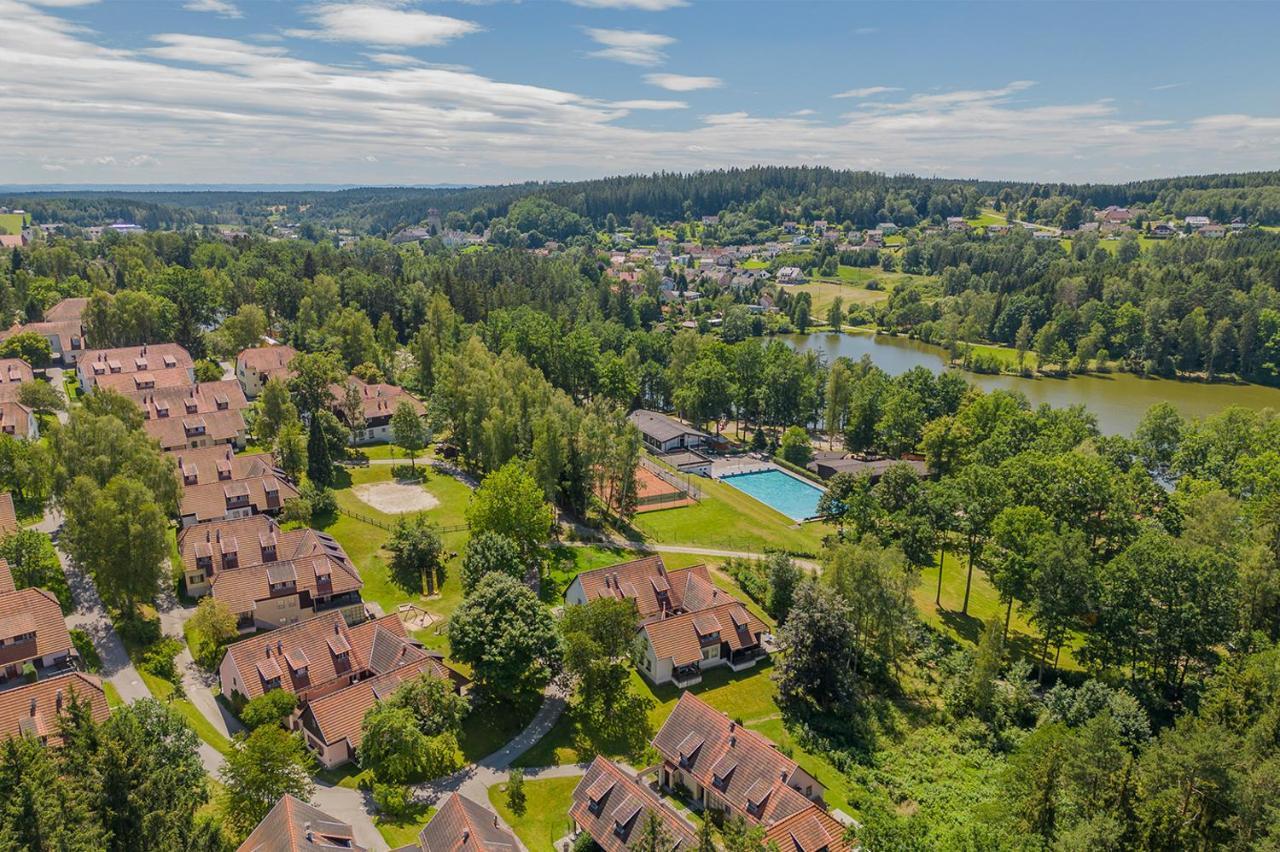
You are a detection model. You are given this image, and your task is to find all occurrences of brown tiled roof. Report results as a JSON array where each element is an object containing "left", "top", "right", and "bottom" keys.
[
  {"left": 172, "top": 447, "right": 298, "bottom": 523},
  {"left": 0, "top": 492, "right": 17, "bottom": 536},
  {"left": 330, "top": 377, "right": 425, "bottom": 424},
  {"left": 0, "top": 672, "right": 108, "bottom": 745},
  {"left": 571, "top": 757, "right": 697, "bottom": 852},
  {"left": 211, "top": 554, "right": 363, "bottom": 618},
  {"left": 301, "top": 654, "right": 457, "bottom": 752},
  {"left": 237, "top": 793, "right": 367, "bottom": 852},
  {"left": 44, "top": 298, "right": 89, "bottom": 323},
  {"left": 177, "top": 515, "right": 352, "bottom": 576},
  {"left": 641, "top": 601, "right": 767, "bottom": 668},
  {"left": 0, "top": 358, "right": 33, "bottom": 403},
  {"left": 418, "top": 793, "right": 519, "bottom": 852},
  {"left": 0, "top": 559, "right": 14, "bottom": 594},
  {"left": 572, "top": 557, "right": 717, "bottom": 623},
  {"left": 80, "top": 344, "right": 193, "bottom": 389},
  {"left": 95, "top": 367, "right": 194, "bottom": 394},
  {"left": 129, "top": 379, "right": 249, "bottom": 419},
  {"left": 222, "top": 612, "right": 408, "bottom": 703},
  {"left": 652, "top": 693, "right": 815, "bottom": 826},
  {"left": 0, "top": 320, "right": 84, "bottom": 356},
  {"left": 764, "top": 805, "right": 852, "bottom": 852},
  {"left": 0, "top": 587, "right": 72, "bottom": 668},
  {"left": 0, "top": 401, "right": 35, "bottom": 439},
  {"left": 144, "top": 408, "right": 247, "bottom": 451},
  {"left": 237, "top": 345, "right": 298, "bottom": 378}
]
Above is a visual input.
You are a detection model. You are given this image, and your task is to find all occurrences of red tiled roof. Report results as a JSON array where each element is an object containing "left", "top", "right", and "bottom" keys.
[
  {"left": 418, "top": 793, "right": 519, "bottom": 852},
  {"left": 641, "top": 601, "right": 767, "bottom": 668},
  {"left": 0, "top": 587, "right": 72, "bottom": 668},
  {"left": 237, "top": 794, "right": 366, "bottom": 852},
  {"left": 0, "top": 358, "right": 33, "bottom": 403},
  {"left": 178, "top": 515, "right": 352, "bottom": 576},
  {"left": 0, "top": 492, "right": 17, "bottom": 537},
  {"left": 237, "top": 345, "right": 298, "bottom": 378},
  {"left": 330, "top": 377, "right": 424, "bottom": 424},
  {"left": 0, "top": 672, "right": 108, "bottom": 745},
  {"left": 571, "top": 757, "right": 697, "bottom": 852},
  {"left": 43, "top": 298, "right": 88, "bottom": 323},
  {"left": 211, "top": 554, "right": 362, "bottom": 618},
  {"left": 95, "top": 367, "right": 193, "bottom": 394},
  {"left": 764, "top": 806, "right": 852, "bottom": 852},
  {"left": 144, "top": 408, "right": 247, "bottom": 451},
  {"left": 0, "top": 401, "right": 35, "bottom": 439},
  {"left": 571, "top": 556, "right": 717, "bottom": 623}
]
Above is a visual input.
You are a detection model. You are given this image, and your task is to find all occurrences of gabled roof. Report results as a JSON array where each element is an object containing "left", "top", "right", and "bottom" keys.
[
  {"left": 237, "top": 794, "right": 366, "bottom": 852},
  {"left": 144, "top": 407, "right": 247, "bottom": 451},
  {"left": 570, "top": 557, "right": 718, "bottom": 623},
  {"left": 179, "top": 515, "right": 352, "bottom": 575},
  {"left": 417, "top": 793, "right": 520, "bottom": 852},
  {"left": 210, "top": 554, "right": 362, "bottom": 617},
  {"left": 129, "top": 379, "right": 249, "bottom": 419},
  {"left": 642, "top": 601, "right": 767, "bottom": 668},
  {"left": 627, "top": 410, "right": 709, "bottom": 444},
  {"left": 0, "top": 587, "right": 72, "bottom": 668},
  {"left": 0, "top": 358, "right": 33, "bottom": 402},
  {"left": 172, "top": 447, "right": 299, "bottom": 522},
  {"left": 0, "top": 401, "right": 35, "bottom": 439},
  {"left": 0, "top": 672, "right": 108, "bottom": 745},
  {"left": 222, "top": 612, "right": 410, "bottom": 703},
  {"left": 570, "top": 757, "right": 697, "bottom": 852},
  {"left": 764, "top": 806, "right": 852, "bottom": 852},
  {"left": 0, "top": 492, "right": 17, "bottom": 536},
  {"left": 652, "top": 693, "right": 814, "bottom": 825},
  {"left": 79, "top": 343, "right": 192, "bottom": 387},
  {"left": 43, "top": 298, "right": 88, "bottom": 323},
  {"left": 237, "top": 345, "right": 299, "bottom": 377},
  {"left": 329, "top": 377, "right": 424, "bottom": 423}
]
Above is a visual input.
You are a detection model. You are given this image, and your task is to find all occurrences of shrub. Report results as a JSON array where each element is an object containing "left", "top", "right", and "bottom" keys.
[
  {"left": 779, "top": 426, "right": 812, "bottom": 466},
  {"left": 70, "top": 628, "right": 102, "bottom": 673},
  {"left": 21, "top": 662, "right": 36, "bottom": 683},
  {"left": 240, "top": 689, "right": 299, "bottom": 730},
  {"left": 117, "top": 614, "right": 162, "bottom": 648},
  {"left": 372, "top": 782, "right": 414, "bottom": 819},
  {"left": 505, "top": 769, "right": 527, "bottom": 816},
  {"left": 139, "top": 637, "right": 183, "bottom": 684}
]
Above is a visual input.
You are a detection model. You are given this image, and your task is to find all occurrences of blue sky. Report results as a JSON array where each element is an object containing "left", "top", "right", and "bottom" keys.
[{"left": 3, "top": 0, "right": 1279, "bottom": 185}]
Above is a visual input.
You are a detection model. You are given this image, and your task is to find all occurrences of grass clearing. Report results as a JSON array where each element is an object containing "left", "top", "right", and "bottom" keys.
[
  {"left": 375, "top": 804, "right": 435, "bottom": 848},
  {"left": 488, "top": 775, "right": 580, "bottom": 852}
]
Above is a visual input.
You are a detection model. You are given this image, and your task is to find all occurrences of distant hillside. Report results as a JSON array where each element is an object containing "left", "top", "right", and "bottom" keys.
[{"left": 5, "top": 167, "right": 1280, "bottom": 232}]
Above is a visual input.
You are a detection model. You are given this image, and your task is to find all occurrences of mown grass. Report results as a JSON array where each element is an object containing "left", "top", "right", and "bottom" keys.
[
  {"left": 628, "top": 474, "right": 827, "bottom": 556},
  {"left": 375, "top": 804, "right": 435, "bottom": 848},
  {"left": 488, "top": 775, "right": 580, "bottom": 852},
  {"left": 135, "top": 667, "right": 234, "bottom": 756}
]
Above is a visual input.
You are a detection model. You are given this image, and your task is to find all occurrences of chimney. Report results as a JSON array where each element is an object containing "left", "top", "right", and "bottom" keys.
[
  {"left": 730, "top": 735, "right": 736, "bottom": 747},
  {"left": 334, "top": 621, "right": 341, "bottom": 635},
  {"left": 462, "top": 830, "right": 470, "bottom": 844},
  {"left": 729, "top": 720, "right": 735, "bottom": 732},
  {"left": 55, "top": 690, "right": 63, "bottom": 712},
  {"left": 29, "top": 697, "right": 36, "bottom": 716},
  {"left": 276, "top": 640, "right": 283, "bottom": 655},
  {"left": 265, "top": 645, "right": 271, "bottom": 657},
  {"left": 304, "top": 822, "right": 312, "bottom": 841}
]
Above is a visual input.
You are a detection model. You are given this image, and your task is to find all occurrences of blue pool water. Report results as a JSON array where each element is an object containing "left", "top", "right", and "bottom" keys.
[{"left": 721, "top": 468, "right": 824, "bottom": 521}]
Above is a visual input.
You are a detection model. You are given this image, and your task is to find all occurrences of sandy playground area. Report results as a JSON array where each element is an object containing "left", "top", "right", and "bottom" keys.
[{"left": 352, "top": 481, "right": 441, "bottom": 514}]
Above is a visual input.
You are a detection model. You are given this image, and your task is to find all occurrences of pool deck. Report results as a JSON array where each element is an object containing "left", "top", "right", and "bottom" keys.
[{"left": 711, "top": 457, "right": 826, "bottom": 523}]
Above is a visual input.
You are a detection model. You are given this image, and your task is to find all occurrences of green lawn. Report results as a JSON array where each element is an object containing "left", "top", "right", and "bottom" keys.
[
  {"left": 916, "top": 549, "right": 1082, "bottom": 671},
  {"left": 323, "top": 464, "right": 473, "bottom": 656},
  {"left": 136, "top": 668, "right": 234, "bottom": 756},
  {"left": 0, "top": 212, "right": 25, "bottom": 235},
  {"left": 103, "top": 681, "right": 124, "bottom": 708},
  {"left": 488, "top": 775, "right": 580, "bottom": 852},
  {"left": 352, "top": 442, "right": 426, "bottom": 462},
  {"left": 375, "top": 804, "right": 435, "bottom": 848},
  {"left": 628, "top": 473, "right": 827, "bottom": 556}
]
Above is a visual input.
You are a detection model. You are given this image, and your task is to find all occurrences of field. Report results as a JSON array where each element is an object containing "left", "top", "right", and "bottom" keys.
[
  {"left": 0, "top": 212, "right": 26, "bottom": 235},
  {"left": 792, "top": 266, "right": 932, "bottom": 318}
]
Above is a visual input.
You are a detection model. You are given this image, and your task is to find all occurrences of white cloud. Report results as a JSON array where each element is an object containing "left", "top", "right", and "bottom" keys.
[
  {"left": 644, "top": 73, "right": 721, "bottom": 92},
  {"left": 183, "top": 0, "right": 242, "bottom": 19},
  {"left": 1152, "top": 82, "right": 1186, "bottom": 91},
  {"left": 612, "top": 99, "right": 687, "bottom": 110},
  {"left": 585, "top": 27, "right": 672, "bottom": 66},
  {"left": 365, "top": 52, "right": 423, "bottom": 66},
  {"left": 26, "top": 0, "right": 97, "bottom": 6},
  {"left": 854, "top": 26, "right": 877, "bottom": 35},
  {"left": 3, "top": 0, "right": 1280, "bottom": 185},
  {"left": 287, "top": 3, "right": 481, "bottom": 47},
  {"left": 570, "top": 0, "right": 686, "bottom": 8},
  {"left": 832, "top": 86, "right": 899, "bottom": 99},
  {"left": 791, "top": 109, "right": 816, "bottom": 117}
]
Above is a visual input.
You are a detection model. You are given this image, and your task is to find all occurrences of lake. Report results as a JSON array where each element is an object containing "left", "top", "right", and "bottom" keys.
[{"left": 784, "top": 331, "right": 1280, "bottom": 436}]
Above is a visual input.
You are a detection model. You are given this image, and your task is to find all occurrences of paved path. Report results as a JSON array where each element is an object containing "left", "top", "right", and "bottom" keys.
[{"left": 415, "top": 682, "right": 581, "bottom": 806}]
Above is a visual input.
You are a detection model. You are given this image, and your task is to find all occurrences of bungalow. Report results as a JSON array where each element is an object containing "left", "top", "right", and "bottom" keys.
[
  {"left": 1198, "top": 224, "right": 1227, "bottom": 238},
  {"left": 236, "top": 345, "right": 298, "bottom": 398},
  {"left": 1184, "top": 215, "right": 1211, "bottom": 228},
  {"left": 0, "top": 561, "right": 75, "bottom": 683},
  {"left": 946, "top": 216, "right": 969, "bottom": 231},
  {"left": 329, "top": 377, "right": 426, "bottom": 445},
  {"left": 876, "top": 222, "right": 899, "bottom": 235},
  {"left": 0, "top": 673, "right": 108, "bottom": 746},
  {"left": 1149, "top": 223, "right": 1178, "bottom": 239},
  {"left": 413, "top": 793, "right": 522, "bottom": 852},
  {"left": 808, "top": 455, "right": 928, "bottom": 482},
  {"left": 1098, "top": 206, "right": 1134, "bottom": 224},
  {"left": 238, "top": 794, "right": 367, "bottom": 852},
  {"left": 570, "top": 757, "right": 698, "bottom": 852},
  {"left": 652, "top": 693, "right": 850, "bottom": 850},
  {"left": 172, "top": 446, "right": 299, "bottom": 527},
  {"left": 76, "top": 343, "right": 193, "bottom": 393},
  {"left": 628, "top": 409, "right": 710, "bottom": 454}
]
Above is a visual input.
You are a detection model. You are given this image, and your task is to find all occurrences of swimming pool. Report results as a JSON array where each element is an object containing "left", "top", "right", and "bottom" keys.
[{"left": 721, "top": 468, "right": 824, "bottom": 522}]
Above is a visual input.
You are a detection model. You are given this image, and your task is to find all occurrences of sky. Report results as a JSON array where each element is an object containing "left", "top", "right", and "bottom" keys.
[{"left": 3, "top": 0, "right": 1280, "bottom": 187}]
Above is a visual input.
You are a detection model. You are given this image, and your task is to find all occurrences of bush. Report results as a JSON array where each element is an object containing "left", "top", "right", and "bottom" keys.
[
  {"left": 372, "top": 782, "right": 414, "bottom": 819},
  {"left": 240, "top": 689, "right": 299, "bottom": 730},
  {"left": 70, "top": 628, "right": 102, "bottom": 673},
  {"left": 117, "top": 614, "right": 162, "bottom": 648},
  {"left": 21, "top": 662, "right": 36, "bottom": 683},
  {"left": 139, "top": 636, "right": 183, "bottom": 684},
  {"left": 505, "top": 769, "right": 527, "bottom": 816},
  {"left": 779, "top": 426, "right": 812, "bottom": 466}
]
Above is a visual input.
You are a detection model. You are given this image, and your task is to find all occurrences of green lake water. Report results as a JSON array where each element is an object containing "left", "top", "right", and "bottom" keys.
[{"left": 785, "top": 331, "right": 1280, "bottom": 436}]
